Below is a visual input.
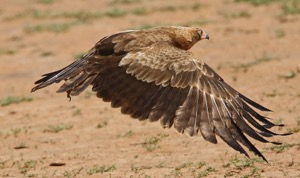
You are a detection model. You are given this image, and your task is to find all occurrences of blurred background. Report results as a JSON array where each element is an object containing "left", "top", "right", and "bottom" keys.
[{"left": 0, "top": 0, "right": 299, "bottom": 177}]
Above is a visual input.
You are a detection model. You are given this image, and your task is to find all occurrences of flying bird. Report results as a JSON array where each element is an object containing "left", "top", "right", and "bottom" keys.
[{"left": 32, "top": 26, "right": 289, "bottom": 162}]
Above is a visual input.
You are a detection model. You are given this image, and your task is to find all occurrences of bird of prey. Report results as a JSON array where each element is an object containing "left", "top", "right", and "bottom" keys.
[{"left": 32, "top": 26, "right": 289, "bottom": 162}]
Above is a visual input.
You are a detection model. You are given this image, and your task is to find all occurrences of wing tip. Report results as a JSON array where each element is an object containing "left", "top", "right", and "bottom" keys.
[
  {"left": 271, "top": 141, "right": 282, "bottom": 145},
  {"left": 31, "top": 87, "right": 37, "bottom": 93},
  {"left": 31, "top": 85, "right": 42, "bottom": 93},
  {"left": 261, "top": 156, "right": 268, "bottom": 163},
  {"left": 281, "top": 132, "right": 293, "bottom": 136},
  {"left": 250, "top": 149, "right": 268, "bottom": 163},
  {"left": 31, "top": 81, "right": 49, "bottom": 93},
  {"left": 239, "top": 93, "right": 272, "bottom": 112}
]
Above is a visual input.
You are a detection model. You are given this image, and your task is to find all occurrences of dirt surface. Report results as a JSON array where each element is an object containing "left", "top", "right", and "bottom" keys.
[{"left": 0, "top": 0, "right": 300, "bottom": 177}]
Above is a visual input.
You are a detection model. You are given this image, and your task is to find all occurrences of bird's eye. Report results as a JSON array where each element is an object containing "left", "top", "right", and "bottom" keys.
[
  {"left": 197, "top": 30, "right": 203, "bottom": 37},
  {"left": 192, "top": 30, "right": 202, "bottom": 41}
]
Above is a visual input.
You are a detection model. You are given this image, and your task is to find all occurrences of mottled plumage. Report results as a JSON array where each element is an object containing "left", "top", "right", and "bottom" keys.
[{"left": 32, "top": 26, "right": 289, "bottom": 162}]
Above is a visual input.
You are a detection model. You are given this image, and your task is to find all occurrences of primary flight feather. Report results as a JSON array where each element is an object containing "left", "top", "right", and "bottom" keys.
[{"left": 32, "top": 26, "right": 289, "bottom": 162}]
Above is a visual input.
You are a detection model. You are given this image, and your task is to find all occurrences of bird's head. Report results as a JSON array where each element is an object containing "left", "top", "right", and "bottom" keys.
[
  {"left": 171, "top": 26, "right": 209, "bottom": 50},
  {"left": 197, "top": 29, "right": 209, "bottom": 41}
]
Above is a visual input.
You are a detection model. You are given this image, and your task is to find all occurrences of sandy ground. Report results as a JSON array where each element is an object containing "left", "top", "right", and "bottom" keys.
[{"left": 0, "top": 0, "right": 300, "bottom": 177}]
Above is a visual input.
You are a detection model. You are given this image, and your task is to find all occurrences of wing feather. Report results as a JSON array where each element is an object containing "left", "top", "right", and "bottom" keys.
[
  {"left": 149, "top": 87, "right": 189, "bottom": 128},
  {"left": 185, "top": 87, "right": 200, "bottom": 136},
  {"left": 32, "top": 29, "right": 287, "bottom": 162},
  {"left": 223, "top": 100, "right": 272, "bottom": 143},
  {"left": 199, "top": 91, "right": 218, "bottom": 143},
  {"left": 174, "top": 86, "right": 197, "bottom": 134},
  {"left": 208, "top": 93, "right": 249, "bottom": 157},
  {"left": 212, "top": 96, "right": 268, "bottom": 160}
]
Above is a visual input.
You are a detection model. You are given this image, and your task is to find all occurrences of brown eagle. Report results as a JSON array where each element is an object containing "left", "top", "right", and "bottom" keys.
[{"left": 32, "top": 26, "right": 289, "bottom": 162}]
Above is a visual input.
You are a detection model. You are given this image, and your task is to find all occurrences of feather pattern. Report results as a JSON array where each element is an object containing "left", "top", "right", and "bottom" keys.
[{"left": 32, "top": 26, "right": 289, "bottom": 162}]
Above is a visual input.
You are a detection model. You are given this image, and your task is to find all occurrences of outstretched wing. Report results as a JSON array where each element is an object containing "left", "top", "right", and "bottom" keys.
[
  {"left": 32, "top": 33, "right": 287, "bottom": 162},
  {"left": 91, "top": 41, "right": 286, "bottom": 161}
]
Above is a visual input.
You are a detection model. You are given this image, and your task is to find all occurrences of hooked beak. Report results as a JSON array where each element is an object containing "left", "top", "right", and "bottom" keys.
[{"left": 201, "top": 31, "right": 209, "bottom": 40}]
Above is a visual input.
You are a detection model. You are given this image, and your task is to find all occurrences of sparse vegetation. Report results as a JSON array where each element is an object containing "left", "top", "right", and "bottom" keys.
[
  {"left": 275, "top": 29, "right": 285, "bottom": 38},
  {"left": 158, "top": 5, "right": 177, "bottom": 12},
  {"left": 134, "top": 19, "right": 214, "bottom": 30},
  {"left": 11, "top": 128, "right": 22, "bottom": 137},
  {"left": 263, "top": 89, "right": 282, "bottom": 98},
  {"left": 170, "top": 161, "right": 216, "bottom": 177},
  {"left": 4, "top": 10, "right": 32, "bottom": 21},
  {"left": 235, "top": 0, "right": 300, "bottom": 19},
  {"left": 36, "top": 0, "right": 56, "bottom": 4},
  {"left": 242, "top": 167, "right": 261, "bottom": 178},
  {"left": 142, "top": 136, "right": 160, "bottom": 151},
  {"left": 278, "top": 71, "right": 296, "bottom": 79},
  {"left": 72, "top": 109, "right": 82, "bottom": 116},
  {"left": 274, "top": 117, "right": 284, "bottom": 125},
  {"left": 1, "top": 96, "right": 32, "bottom": 106},
  {"left": 197, "top": 166, "right": 216, "bottom": 177},
  {"left": 18, "top": 160, "right": 38, "bottom": 175},
  {"left": 229, "top": 156, "right": 264, "bottom": 170},
  {"left": 109, "top": 0, "right": 141, "bottom": 5},
  {"left": 96, "top": 121, "right": 108, "bottom": 128},
  {"left": 282, "top": 0, "right": 300, "bottom": 15},
  {"left": 86, "top": 164, "right": 116, "bottom": 175},
  {"left": 62, "top": 168, "right": 83, "bottom": 177},
  {"left": 288, "top": 117, "right": 300, "bottom": 133},
  {"left": 175, "top": 162, "right": 194, "bottom": 171},
  {"left": 131, "top": 165, "right": 152, "bottom": 173},
  {"left": 222, "top": 156, "right": 264, "bottom": 177},
  {"left": 287, "top": 127, "right": 300, "bottom": 133},
  {"left": 219, "top": 11, "right": 251, "bottom": 19},
  {"left": 6, "top": 3, "right": 203, "bottom": 22},
  {"left": 235, "top": 0, "right": 278, "bottom": 6},
  {"left": 233, "top": 54, "right": 273, "bottom": 71},
  {"left": 44, "top": 124, "right": 73, "bottom": 133},
  {"left": 132, "top": 7, "right": 149, "bottom": 15},
  {"left": 296, "top": 117, "right": 300, "bottom": 125},
  {"left": 0, "top": 160, "right": 8, "bottom": 169},
  {"left": 269, "top": 143, "right": 300, "bottom": 153},
  {"left": 0, "top": 127, "right": 29, "bottom": 138},
  {"left": 120, "top": 130, "right": 134, "bottom": 137},
  {"left": 32, "top": 10, "right": 103, "bottom": 21},
  {"left": 24, "top": 22, "right": 80, "bottom": 33},
  {"left": 106, "top": 8, "right": 127, "bottom": 17},
  {"left": 4, "top": 4, "right": 204, "bottom": 34},
  {"left": 40, "top": 51, "right": 54, "bottom": 57},
  {"left": 116, "top": 130, "right": 133, "bottom": 138},
  {"left": 0, "top": 48, "right": 17, "bottom": 55},
  {"left": 173, "top": 162, "right": 193, "bottom": 177}
]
